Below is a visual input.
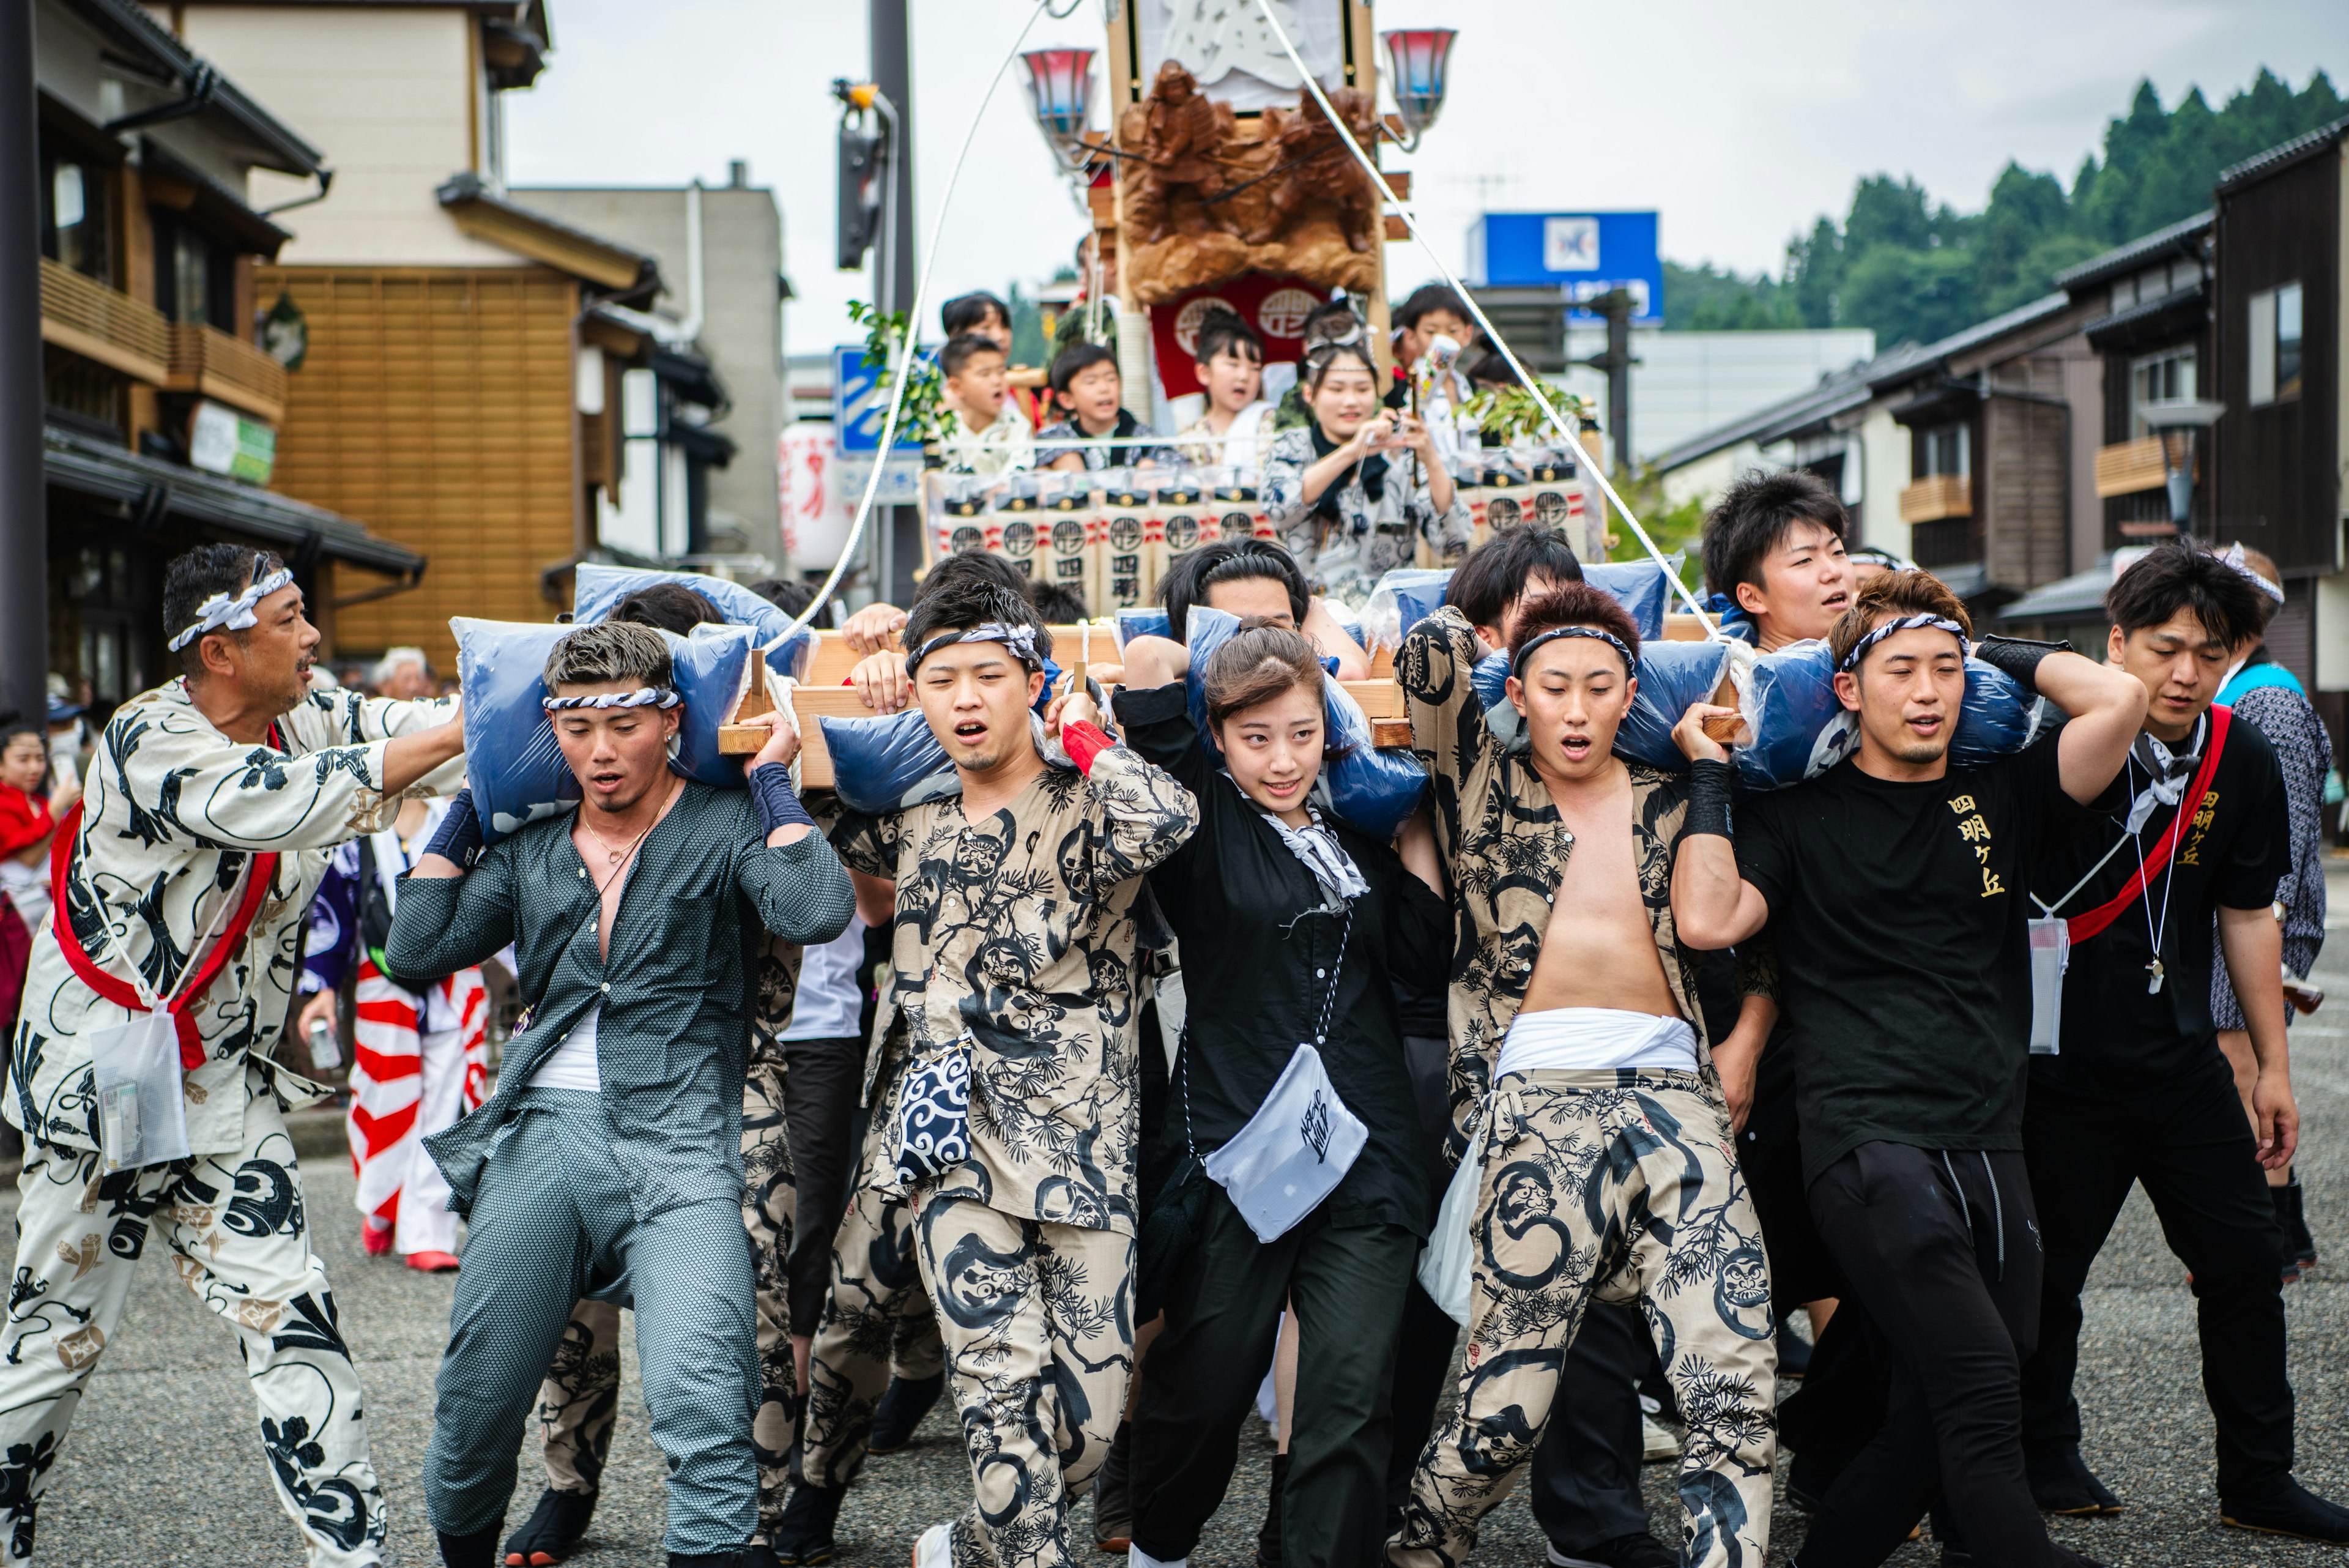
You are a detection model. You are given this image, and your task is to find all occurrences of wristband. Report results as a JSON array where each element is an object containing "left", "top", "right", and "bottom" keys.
[
  {"left": 1972, "top": 634, "right": 2069, "bottom": 696},
  {"left": 423, "top": 788, "right": 484, "bottom": 869},
  {"left": 1687, "top": 757, "right": 1734, "bottom": 839},
  {"left": 750, "top": 762, "right": 816, "bottom": 835},
  {"left": 1063, "top": 719, "right": 1113, "bottom": 775}
]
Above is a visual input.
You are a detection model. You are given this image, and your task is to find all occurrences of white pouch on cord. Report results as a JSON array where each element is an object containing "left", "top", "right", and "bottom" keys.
[
  {"left": 90, "top": 1013, "right": 191, "bottom": 1173},
  {"left": 1417, "top": 1115, "right": 1485, "bottom": 1327},
  {"left": 1202, "top": 1041, "right": 1367, "bottom": 1243},
  {"left": 2027, "top": 916, "right": 2070, "bottom": 1056}
]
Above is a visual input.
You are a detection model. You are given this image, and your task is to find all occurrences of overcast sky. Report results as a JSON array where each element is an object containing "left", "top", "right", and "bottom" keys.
[{"left": 502, "top": 0, "right": 2348, "bottom": 360}]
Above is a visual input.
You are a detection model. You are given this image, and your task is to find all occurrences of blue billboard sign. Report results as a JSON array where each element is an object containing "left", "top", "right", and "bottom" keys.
[
  {"left": 1468, "top": 212, "right": 1663, "bottom": 324},
  {"left": 832, "top": 344, "right": 929, "bottom": 453}
]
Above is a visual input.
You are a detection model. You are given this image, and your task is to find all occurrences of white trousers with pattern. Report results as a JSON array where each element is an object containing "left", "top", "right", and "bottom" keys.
[{"left": 0, "top": 1097, "right": 386, "bottom": 1565}]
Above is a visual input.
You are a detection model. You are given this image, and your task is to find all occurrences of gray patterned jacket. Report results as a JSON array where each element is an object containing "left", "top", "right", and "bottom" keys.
[{"left": 390, "top": 782, "right": 855, "bottom": 1221}]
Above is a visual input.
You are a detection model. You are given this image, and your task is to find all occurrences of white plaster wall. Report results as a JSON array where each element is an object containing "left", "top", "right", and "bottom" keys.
[{"left": 162, "top": 5, "right": 521, "bottom": 267}]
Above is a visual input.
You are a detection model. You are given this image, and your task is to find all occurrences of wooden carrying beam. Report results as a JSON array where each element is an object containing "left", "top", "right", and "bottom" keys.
[{"left": 722, "top": 678, "right": 1411, "bottom": 787}]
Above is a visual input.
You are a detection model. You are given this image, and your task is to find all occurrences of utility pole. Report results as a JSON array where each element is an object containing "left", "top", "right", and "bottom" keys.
[
  {"left": 1578, "top": 288, "right": 1637, "bottom": 474},
  {"left": 0, "top": 1, "right": 47, "bottom": 726},
  {"left": 869, "top": 0, "right": 918, "bottom": 604}
]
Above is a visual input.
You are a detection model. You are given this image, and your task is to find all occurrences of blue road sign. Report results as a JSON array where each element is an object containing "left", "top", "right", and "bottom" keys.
[
  {"left": 1468, "top": 212, "right": 1663, "bottom": 324},
  {"left": 832, "top": 344, "right": 929, "bottom": 453}
]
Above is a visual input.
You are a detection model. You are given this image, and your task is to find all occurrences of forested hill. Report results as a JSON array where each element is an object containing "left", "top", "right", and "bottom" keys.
[{"left": 1664, "top": 68, "right": 2343, "bottom": 344}]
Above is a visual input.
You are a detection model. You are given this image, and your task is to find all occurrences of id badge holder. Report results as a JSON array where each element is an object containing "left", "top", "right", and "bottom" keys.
[
  {"left": 2027, "top": 916, "right": 2071, "bottom": 1056},
  {"left": 87, "top": 1013, "right": 191, "bottom": 1172}
]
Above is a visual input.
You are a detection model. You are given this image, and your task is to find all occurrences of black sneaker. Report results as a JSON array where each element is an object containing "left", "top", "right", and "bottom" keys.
[
  {"left": 2221, "top": 1476, "right": 2349, "bottom": 1543},
  {"left": 1775, "top": 1320, "right": 1813, "bottom": 1379},
  {"left": 1546, "top": 1532, "right": 1676, "bottom": 1568},
  {"left": 1094, "top": 1419, "right": 1132, "bottom": 1551},
  {"left": 1256, "top": 1452, "right": 1290, "bottom": 1568},
  {"left": 868, "top": 1372, "right": 946, "bottom": 1454},
  {"left": 771, "top": 1483, "right": 847, "bottom": 1566},
  {"left": 502, "top": 1489, "right": 597, "bottom": 1566},
  {"left": 2025, "top": 1445, "right": 2125, "bottom": 1515}
]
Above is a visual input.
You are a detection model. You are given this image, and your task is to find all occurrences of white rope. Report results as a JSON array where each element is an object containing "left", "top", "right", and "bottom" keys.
[
  {"left": 1245, "top": 0, "right": 1717, "bottom": 634},
  {"left": 782, "top": 0, "right": 1063, "bottom": 641}
]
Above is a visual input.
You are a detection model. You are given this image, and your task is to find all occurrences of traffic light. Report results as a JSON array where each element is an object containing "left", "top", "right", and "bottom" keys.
[{"left": 837, "top": 117, "right": 882, "bottom": 270}]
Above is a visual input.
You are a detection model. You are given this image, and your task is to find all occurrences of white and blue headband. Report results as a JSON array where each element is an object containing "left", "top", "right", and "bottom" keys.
[
  {"left": 542, "top": 687, "right": 681, "bottom": 712},
  {"left": 1512, "top": 625, "right": 1636, "bottom": 678},
  {"left": 166, "top": 565, "right": 295, "bottom": 652},
  {"left": 906, "top": 621, "right": 1045, "bottom": 677},
  {"left": 1837, "top": 614, "right": 1970, "bottom": 673}
]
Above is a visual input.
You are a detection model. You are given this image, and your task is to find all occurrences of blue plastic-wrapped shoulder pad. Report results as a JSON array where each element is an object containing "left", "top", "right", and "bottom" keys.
[
  {"left": 455, "top": 617, "right": 759, "bottom": 843},
  {"left": 574, "top": 562, "right": 812, "bottom": 681}
]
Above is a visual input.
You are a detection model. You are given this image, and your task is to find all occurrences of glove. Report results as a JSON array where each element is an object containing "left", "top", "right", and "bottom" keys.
[
  {"left": 421, "top": 788, "right": 484, "bottom": 869},
  {"left": 1972, "top": 634, "right": 2072, "bottom": 696},
  {"left": 750, "top": 762, "right": 816, "bottom": 836}
]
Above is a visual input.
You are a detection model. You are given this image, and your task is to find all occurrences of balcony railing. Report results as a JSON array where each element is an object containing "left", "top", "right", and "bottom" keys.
[
  {"left": 1898, "top": 473, "right": 1972, "bottom": 524},
  {"left": 167, "top": 322, "right": 288, "bottom": 424},
  {"left": 2093, "top": 436, "right": 2169, "bottom": 499},
  {"left": 39, "top": 257, "right": 171, "bottom": 384}
]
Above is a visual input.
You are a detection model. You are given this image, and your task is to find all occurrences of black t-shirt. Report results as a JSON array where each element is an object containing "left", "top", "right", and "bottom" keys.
[
  {"left": 1735, "top": 736, "right": 2097, "bottom": 1183},
  {"left": 2030, "top": 714, "right": 2288, "bottom": 1092}
]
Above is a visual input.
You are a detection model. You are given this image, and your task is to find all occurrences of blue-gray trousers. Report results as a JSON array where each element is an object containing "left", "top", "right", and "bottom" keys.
[{"left": 424, "top": 1089, "right": 760, "bottom": 1553}]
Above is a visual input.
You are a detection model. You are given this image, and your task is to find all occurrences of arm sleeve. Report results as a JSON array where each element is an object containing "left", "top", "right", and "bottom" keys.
[
  {"left": 1729, "top": 795, "right": 1789, "bottom": 920},
  {"left": 1395, "top": 605, "right": 1492, "bottom": 808},
  {"left": 107, "top": 704, "right": 421, "bottom": 855},
  {"left": 737, "top": 822, "right": 858, "bottom": 945},
  {"left": 300, "top": 841, "right": 363, "bottom": 995},
  {"left": 382, "top": 839, "right": 520, "bottom": 979},
  {"left": 1074, "top": 748, "right": 1201, "bottom": 886},
  {"left": 1264, "top": 433, "right": 1315, "bottom": 533},
  {"left": 1419, "top": 485, "right": 1471, "bottom": 559},
  {"left": 1113, "top": 682, "right": 1218, "bottom": 892},
  {"left": 291, "top": 689, "right": 468, "bottom": 797},
  {"left": 2211, "top": 735, "right": 2293, "bottom": 911},
  {"left": 1733, "top": 931, "right": 1779, "bottom": 1003},
  {"left": 828, "top": 808, "right": 906, "bottom": 880}
]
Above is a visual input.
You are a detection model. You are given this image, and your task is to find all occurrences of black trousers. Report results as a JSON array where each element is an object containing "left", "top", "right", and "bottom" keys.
[
  {"left": 1798, "top": 1142, "right": 2057, "bottom": 1568},
  {"left": 1383, "top": 1035, "right": 1462, "bottom": 1525},
  {"left": 1132, "top": 1192, "right": 1415, "bottom": 1568},
  {"left": 1527, "top": 1302, "right": 1653, "bottom": 1555},
  {"left": 1742, "top": 1128, "right": 1891, "bottom": 1487},
  {"left": 777, "top": 1033, "right": 864, "bottom": 1337},
  {"left": 2021, "top": 1055, "right": 2293, "bottom": 1496}
]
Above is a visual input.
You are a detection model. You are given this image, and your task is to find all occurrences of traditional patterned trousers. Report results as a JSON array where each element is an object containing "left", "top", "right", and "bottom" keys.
[
  {"left": 913, "top": 1192, "right": 1133, "bottom": 1568},
  {"left": 530, "top": 1059, "right": 800, "bottom": 1533},
  {"left": 798, "top": 1174, "right": 948, "bottom": 1488},
  {"left": 347, "top": 958, "right": 486, "bottom": 1255},
  {"left": 0, "top": 1099, "right": 387, "bottom": 1566},
  {"left": 1390, "top": 1069, "right": 1777, "bottom": 1568}
]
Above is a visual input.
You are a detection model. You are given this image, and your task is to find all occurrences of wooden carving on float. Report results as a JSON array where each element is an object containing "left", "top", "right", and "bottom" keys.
[{"left": 1120, "top": 73, "right": 1381, "bottom": 306}]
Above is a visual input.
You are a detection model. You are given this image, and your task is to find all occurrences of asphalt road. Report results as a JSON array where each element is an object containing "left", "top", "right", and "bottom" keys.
[{"left": 17, "top": 868, "right": 2349, "bottom": 1566}]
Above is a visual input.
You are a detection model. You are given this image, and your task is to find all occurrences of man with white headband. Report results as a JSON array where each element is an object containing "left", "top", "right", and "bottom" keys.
[
  {"left": 1671, "top": 568, "right": 2145, "bottom": 1568},
  {"left": 382, "top": 620, "right": 853, "bottom": 1568},
  {"left": 1386, "top": 579, "right": 1779, "bottom": 1568},
  {"left": 0, "top": 543, "right": 468, "bottom": 1566},
  {"left": 770, "top": 568, "right": 1198, "bottom": 1568}
]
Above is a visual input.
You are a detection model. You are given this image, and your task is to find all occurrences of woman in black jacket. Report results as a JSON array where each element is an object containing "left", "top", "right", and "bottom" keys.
[{"left": 1115, "top": 623, "right": 1449, "bottom": 1568}]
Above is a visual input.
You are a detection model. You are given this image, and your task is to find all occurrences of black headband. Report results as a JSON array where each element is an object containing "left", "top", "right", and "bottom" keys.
[{"left": 1512, "top": 625, "right": 1636, "bottom": 678}]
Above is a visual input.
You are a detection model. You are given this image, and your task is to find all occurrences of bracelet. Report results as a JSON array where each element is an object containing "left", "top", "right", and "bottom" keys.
[
  {"left": 423, "top": 788, "right": 484, "bottom": 869},
  {"left": 750, "top": 763, "right": 815, "bottom": 835},
  {"left": 1687, "top": 757, "right": 1735, "bottom": 839}
]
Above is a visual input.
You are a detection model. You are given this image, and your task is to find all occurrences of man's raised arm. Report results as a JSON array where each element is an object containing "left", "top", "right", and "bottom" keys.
[{"left": 1668, "top": 705, "right": 1772, "bottom": 950}]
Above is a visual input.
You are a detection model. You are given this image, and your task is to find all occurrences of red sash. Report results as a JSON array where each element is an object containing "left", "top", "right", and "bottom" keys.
[
  {"left": 2066, "top": 705, "right": 2231, "bottom": 945},
  {"left": 47, "top": 802, "right": 281, "bottom": 1071}
]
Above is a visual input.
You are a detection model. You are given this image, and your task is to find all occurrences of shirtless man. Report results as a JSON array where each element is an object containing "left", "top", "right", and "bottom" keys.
[{"left": 1386, "top": 582, "right": 1776, "bottom": 1568}]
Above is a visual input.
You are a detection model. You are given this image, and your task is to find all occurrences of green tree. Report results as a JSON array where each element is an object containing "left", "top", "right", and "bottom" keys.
[{"left": 1659, "top": 67, "right": 2345, "bottom": 347}]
